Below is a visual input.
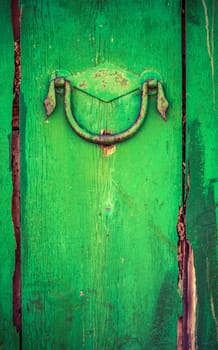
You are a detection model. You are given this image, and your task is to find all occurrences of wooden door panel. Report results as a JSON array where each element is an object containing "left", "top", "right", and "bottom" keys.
[
  {"left": 186, "top": 1, "right": 218, "bottom": 348},
  {"left": 0, "top": 1, "right": 19, "bottom": 349},
  {"left": 20, "top": 1, "right": 182, "bottom": 348}
]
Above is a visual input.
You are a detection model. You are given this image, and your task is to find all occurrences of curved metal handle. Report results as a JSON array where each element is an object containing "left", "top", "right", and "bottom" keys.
[
  {"left": 64, "top": 80, "right": 148, "bottom": 145},
  {"left": 44, "top": 75, "right": 168, "bottom": 145}
]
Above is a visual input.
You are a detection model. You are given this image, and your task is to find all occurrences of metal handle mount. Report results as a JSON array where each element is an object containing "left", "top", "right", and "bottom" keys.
[{"left": 44, "top": 70, "right": 168, "bottom": 145}]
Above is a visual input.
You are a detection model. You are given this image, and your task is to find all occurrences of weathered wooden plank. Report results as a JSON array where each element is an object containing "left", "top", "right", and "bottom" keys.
[
  {"left": 186, "top": 0, "right": 218, "bottom": 348},
  {"left": 0, "top": 1, "right": 19, "bottom": 349},
  {"left": 20, "top": 1, "right": 182, "bottom": 348}
]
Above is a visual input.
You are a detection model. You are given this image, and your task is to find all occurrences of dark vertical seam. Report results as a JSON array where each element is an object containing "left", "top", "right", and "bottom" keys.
[
  {"left": 182, "top": 0, "right": 186, "bottom": 206},
  {"left": 11, "top": 0, "right": 21, "bottom": 348},
  {"left": 181, "top": 1, "right": 189, "bottom": 349},
  {"left": 177, "top": 1, "right": 189, "bottom": 349}
]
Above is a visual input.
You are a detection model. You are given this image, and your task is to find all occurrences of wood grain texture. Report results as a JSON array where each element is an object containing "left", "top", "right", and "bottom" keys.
[
  {"left": 20, "top": 1, "right": 182, "bottom": 348},
  {"left": 186, "top": 0, "right": 218, "bottom": 348},
  {"left": 0, "top": 1, "right": 19, "bottom": 349}
]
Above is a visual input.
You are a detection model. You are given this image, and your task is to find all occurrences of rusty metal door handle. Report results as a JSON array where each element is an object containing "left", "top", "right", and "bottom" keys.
[{"left": 44, "top": 69, "right": 168, "bottom": 145}]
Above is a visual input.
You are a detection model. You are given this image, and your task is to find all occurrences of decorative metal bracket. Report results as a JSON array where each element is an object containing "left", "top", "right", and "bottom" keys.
[{"left": 44, "top": 64, "right": 168, "bottom": 145}]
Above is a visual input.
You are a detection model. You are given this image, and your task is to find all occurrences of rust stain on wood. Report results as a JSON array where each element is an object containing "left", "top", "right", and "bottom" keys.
[{"left": 100, "top": 129, "right": 116, "bottom": 156}]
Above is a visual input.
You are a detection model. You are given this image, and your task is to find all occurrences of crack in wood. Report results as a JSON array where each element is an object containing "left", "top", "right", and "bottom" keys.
[
  {"left": 177, "top": 2, "right": 197, "bottom": 349},
  {"left": 177, "top": 164, "right": 197, "bottom": 350},
  {"left": 11, "top": 0, "right": 21, "bottom": 336}
]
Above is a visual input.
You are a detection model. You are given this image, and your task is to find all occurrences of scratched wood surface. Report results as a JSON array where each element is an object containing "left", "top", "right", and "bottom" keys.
[
  {"left": 20, "top": 1, "right": 182, "bottom": 348},
  {"left": 186, "top": 0, "right": 218, "bottom": 348},
  {"left": 0, "top": 1, "right": 19, "bottom": 349}
]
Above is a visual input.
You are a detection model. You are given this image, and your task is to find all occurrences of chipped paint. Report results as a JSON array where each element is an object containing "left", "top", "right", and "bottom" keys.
[
  {"left": 177, "top": 316, "right": 183, "bottom": 350},
  {"left": 177, "top": 205, "right": 197, "bottom": 349},
  {"left": 185, "top": 241, "right": 197, "bottom": 350},
  {"left": 71, "top": 63, "right": 138, "bottom": 102},
  {"left": 101, "top": 144, "right": 116, "bottom": 156}
]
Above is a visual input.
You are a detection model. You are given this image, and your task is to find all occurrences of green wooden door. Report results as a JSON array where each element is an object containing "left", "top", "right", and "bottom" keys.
[
  {"left": 20, "top": 1, "right": 182, "bottom": 349},
  {"left": 1, "top": 1, "right": 217, "bottom": 349}
]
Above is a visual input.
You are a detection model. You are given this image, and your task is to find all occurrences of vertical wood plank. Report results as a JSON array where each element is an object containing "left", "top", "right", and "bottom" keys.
[
  {"left": 20, "top": 1, "right": 182, "bottom": 348},
  {"left": 186, "top": 0, "right": 218, "bottom": 348},
  {"left": 0, "top": 1, "right": 19, "bottom": 349}
]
